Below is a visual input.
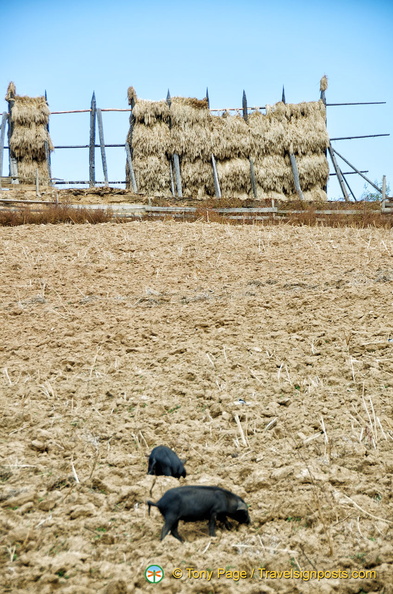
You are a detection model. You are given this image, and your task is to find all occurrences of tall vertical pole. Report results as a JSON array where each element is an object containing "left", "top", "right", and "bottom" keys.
[
  {"left": 0, "top": 112, "right": 7, "bottom": 179},
  {"left": 211, "top": 154, "right": 221, "bottom": 198},
  {"left": 320, "top": 77, "right": 328, "bottom": 195},
  {"left": 7, "top": 93, "right": 18, "bottom": 183},
  {"left": 44, "top": 90, "right": 52, "bottom": 185},
  {"left": 166, "top": 89, "right": 182, "bottom": 197},
  {"left": 205, "top": 87, "right": 210, "bottom": 108},
  {"left": 97, "top": 108, "right": 108, "bottom": 186},
  {"left": 242, "top": 90, "right": 248, "bottom": 122},
  {"left": 282, "top": 85, "right": 286, "bottom": 104},
  {"left": 89, "top": 92, "right": 96, "bottom": 187}
]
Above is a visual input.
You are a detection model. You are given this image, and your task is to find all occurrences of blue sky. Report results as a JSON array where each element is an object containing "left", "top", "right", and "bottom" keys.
[{"left": 1, "top": 0, "right": 392, "bottom": 199}]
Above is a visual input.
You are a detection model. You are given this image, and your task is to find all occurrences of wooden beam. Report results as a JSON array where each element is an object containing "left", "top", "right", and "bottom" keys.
[
  {"left": 211, "top": 154, "right": 221, "bottom": 198},
  {"left": 97, "top": 108, "right": 109, "bottom": 186},
  {"left": 169, "top": 159, "right": 175, "bottom": 196},
  {"left": 282, "top": 86, "right": 286, "bottom": 104},
  {"left": 328, "top": 144, "right": 350, "bottom": 201},
  {"left": 382, "top": 175, "right": 386, "bottom": 200},
  {"left": 173, "top": 154, "right": 182, "bottom": 197},
  {"left": 125, "top": 142, "right": 137, "bottom": 192},
  {"left": 0, "top": 112, "right": 7, "bottom": 179},
  {"left": 44, "top": 90, "right": 52, "bottom": 184},
  {"left": 7, "top": 99, "right": 18, "bottom": 183},
  {"left": 89, "top": 92, "right": 96, "bottom": 188},
  {"left": 242, "top": 90, "right": 248, "bottom": 122},
  {"left": 205, "top": 88, "right": 210, "bottom": 108},
  {"left": 249, "top": 158, "right": 258, "bottom": 198},
  {"left": 289, "top": 151, "right": 305, "bottom": 200},
  {"left": 331, "top": 147, "right": 383, "bottom": 194}
]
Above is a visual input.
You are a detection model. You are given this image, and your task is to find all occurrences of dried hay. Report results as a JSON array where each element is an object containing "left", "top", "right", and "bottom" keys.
[
  {"left": 287, "top": 101, "right": 328, "bottom": 155},
  {"left": 5, "top": 84, "right": 53, "bottom": 185},
  {"left": 127, "top": 86, "right": 137, "bottom": 106},
  {"left": 249, "top": 110, "right": 287, "bottom": 157},
  {"left": 216, "top": 158, "right": 251, "bottom": 197},
  {"left": 131, "top": 100, "right": 170, "bottom": 126},
  {"left": 126, "top": 87, "right": 330, "bottom": 200},
  {"left": 17, "top": 159, "right": 50, "bottom": 185},
  {"left": 320, "top": 75, "right": 328, "bottom": 92},
  {"left": 211, "top": 115, "right": 250, "bottom": 160},
  {"left": 297, "top": 154, "right": 330, "bottom": 190},
  {"left": 180, "top": 159, "right": 215, "bottom": 198},
  {"left": 132, "top": 155, "right": 170, "bottom": 196},
  {"left": 10, "top": 96, "right": 51, "bottom": 126},
  {"left": 254, "top": 155, "right": 292, "bottom": 194},
  {"left": 131, "top": 121, "right": 171, "bottom": 158}
]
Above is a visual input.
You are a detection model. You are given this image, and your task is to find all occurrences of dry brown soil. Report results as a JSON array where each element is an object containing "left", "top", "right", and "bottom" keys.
[{"left": 1, "top": 220, "right": 393, "bottom": 594}]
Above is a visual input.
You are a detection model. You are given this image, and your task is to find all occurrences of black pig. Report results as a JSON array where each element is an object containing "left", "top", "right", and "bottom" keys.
[
  {"left": 147, "top": 485, "right": 250, "bottom": 542},
  {"left": 147, "top": 445, "right": 186, "bottom": 479}
]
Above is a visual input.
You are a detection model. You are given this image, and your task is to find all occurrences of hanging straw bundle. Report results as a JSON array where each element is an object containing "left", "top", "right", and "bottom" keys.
[{"left": 6, "top": 83, "right": 53, "bottom": 184}]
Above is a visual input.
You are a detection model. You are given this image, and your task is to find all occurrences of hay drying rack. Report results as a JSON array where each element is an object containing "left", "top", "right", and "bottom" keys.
[{"left": 0, "top": 85, "right": 390, "bottom": 213}]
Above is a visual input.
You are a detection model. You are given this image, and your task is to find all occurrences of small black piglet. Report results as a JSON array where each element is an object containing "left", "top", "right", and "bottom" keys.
[
  {"left": 147, "top": 485, "right": 250, "bottom": 542},
  {"left": 147, "top": 445, "right": 186, "bottom": 479}
]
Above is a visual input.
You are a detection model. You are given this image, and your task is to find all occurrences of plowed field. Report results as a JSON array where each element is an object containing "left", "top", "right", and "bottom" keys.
[{"left": 1, "top": 221, "right": 392, "bottom": 593}]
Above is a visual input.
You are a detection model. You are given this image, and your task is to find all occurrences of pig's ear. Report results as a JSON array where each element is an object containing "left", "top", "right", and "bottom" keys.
[
  {"left": 181, "top": 459, "right": 187, "bottom": 465},
  {"left": 236, "top": 500, "right": 248, "bottom": 511}
]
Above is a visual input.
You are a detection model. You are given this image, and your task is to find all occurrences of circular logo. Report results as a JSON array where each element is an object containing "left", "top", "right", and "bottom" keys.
[{"left": 145, "top": 564, "right": 164, "bottom": 583}]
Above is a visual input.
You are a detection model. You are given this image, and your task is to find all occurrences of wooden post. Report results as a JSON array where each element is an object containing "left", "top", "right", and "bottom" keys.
[
  {"left": 382, "top": 175, "right": 386, "bottom": 200},
  {"left": 0, "top": 112, "right": 7, "bottom": 179},
  {"left": 169, "top": 159, "right": 175, "bottom": 196},
  {"left": 44, "top": 91, "right": 52, "bottom": 185},
  {"left": 166, "top": 89, "right": 182, "bottom": 197},
  {"left": 205, "top": 87, "right": 210, "bottom": 108},
  {"left": 242, "top": 90, "right": 248, "bottom": 122},
  {"left": 211, "top": 154, "right": 221, "bottom": 198},
  {"left": 7, "top": 96, "right": 18, "bottom": 183},
  {"left": 320, "top": 82, "right": 328, "bottom": 194},
  {"left": 125, "top": 142, "right": 138, "bottom": 192},
  {"left": 249, "top": 158, "right": 258, "bottom": 198},
  {"left": 289, "top": 150, "right": 305, "bottom": 200},
  {"left": 173, "top": 154, "right": 183, "bottom": 198},
  {"left": 97, "top": 108, "right": 108, "bottom": 186},
  {"left": 328, "top": 144, "right": 350, "bottom": 201},
  {"left": 89, "top": 92, "right": 96, "bottom": 187},
  {"left": 282, "top": 86, "right": 286, "bottom": 104}
]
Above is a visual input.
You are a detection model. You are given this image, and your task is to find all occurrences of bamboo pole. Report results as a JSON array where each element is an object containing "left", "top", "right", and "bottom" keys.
[
  {"left": 89, "top": 92, "right": 96, "bottom": 188},
  {"left": 97, "top": 108, "right": 108, "bottom": 186}
]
